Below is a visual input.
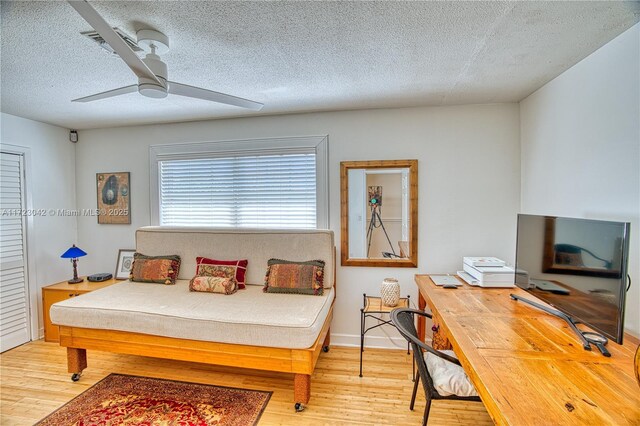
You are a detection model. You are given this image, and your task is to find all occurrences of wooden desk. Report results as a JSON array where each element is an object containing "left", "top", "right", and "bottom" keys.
[{"left": 415, "top": 274, "right": 640, "bottom": 425}]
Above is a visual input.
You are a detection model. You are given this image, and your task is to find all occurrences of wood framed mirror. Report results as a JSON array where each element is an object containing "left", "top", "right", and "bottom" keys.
[{"left": 340, "top": 160, "right": 418, "bottom": 267}]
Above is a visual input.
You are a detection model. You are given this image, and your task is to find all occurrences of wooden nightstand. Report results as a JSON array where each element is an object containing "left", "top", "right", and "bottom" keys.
[{"left": 42, "top": 277, "right": 119, "bottom": 342}]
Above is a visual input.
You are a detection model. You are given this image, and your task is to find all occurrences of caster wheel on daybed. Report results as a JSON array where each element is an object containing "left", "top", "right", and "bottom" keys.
[
  {"left": 71, "top": 373, "right": 82, "bottom": 382},
  {"left": 322, "top": 345, "right": 330, "bottom": 353},
  {"left": 294, "top": 402, "right": 305, "bottom": 412}
]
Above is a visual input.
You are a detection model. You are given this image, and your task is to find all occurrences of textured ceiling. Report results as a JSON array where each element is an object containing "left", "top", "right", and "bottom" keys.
[{"left": 1, "top": 1, "right": 639, "bottom": 129}]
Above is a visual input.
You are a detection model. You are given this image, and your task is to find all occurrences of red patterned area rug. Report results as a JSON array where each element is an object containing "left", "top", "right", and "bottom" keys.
[{"left": 36, "top": 373, "right": 271, "bottom": 426}]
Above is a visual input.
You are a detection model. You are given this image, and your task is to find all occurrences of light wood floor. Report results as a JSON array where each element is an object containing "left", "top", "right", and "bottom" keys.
[{"left": 0, "top": 340, "right": 493, "bottom": 425}]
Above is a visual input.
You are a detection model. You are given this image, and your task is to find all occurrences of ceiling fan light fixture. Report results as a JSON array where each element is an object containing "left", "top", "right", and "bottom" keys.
[
  {"left": 138, "top": 83, "right": 168, "bottom": 99},
  {"left": 138, "top": 52, "right": 168, "bottom": 98}
]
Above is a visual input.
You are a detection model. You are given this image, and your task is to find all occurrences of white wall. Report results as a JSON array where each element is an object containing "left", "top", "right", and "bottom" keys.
[
  {"left": 0, "top": 113, "right": 77, "bottom": 337},
  {"left": 75, "top": 103, "right": 521, "bottom": 347},
  {"left": 520, "top": 23, "right": 640, "bottom": 337}
]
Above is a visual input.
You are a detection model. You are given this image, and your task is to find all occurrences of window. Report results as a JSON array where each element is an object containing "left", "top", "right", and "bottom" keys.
[
  {"left": 159, "top": 153, "right": 316, "bottom": 228},
  {"left": 150, "top": 136, "right": 328, "bottom": 229}
]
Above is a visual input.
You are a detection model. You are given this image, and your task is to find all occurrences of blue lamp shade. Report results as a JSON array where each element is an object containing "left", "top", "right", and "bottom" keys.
[
  {"left": 61, "top": 245, "right": 87, "bottom": 259},
  {"left": 61, "top": 244, "right": 87, "bottom": 284}
]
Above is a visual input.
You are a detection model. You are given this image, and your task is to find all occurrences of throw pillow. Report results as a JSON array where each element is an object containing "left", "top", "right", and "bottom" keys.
[
  {"left": 424, "top": 349, "right": 478, "bottom": 397},
  {"left": 263, "top": 259, "right": 324, "bottom": 295},
  {"left": 196, "top": 257, "right": 248, "bottom": 289},
  {"left": 189, "top": 276, "right": 238, "bottom": 295},
  {"left": 129, "top": 253, "right": 181, "bottom": 285}
]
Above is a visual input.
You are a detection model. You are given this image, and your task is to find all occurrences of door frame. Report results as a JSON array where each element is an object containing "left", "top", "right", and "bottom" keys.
[{"left": 1, "top": 144, "right": 39, "bottom": 341}]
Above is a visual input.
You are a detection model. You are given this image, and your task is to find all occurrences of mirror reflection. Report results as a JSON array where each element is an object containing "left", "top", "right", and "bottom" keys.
[
  {"left": 348, "top": 168, "right": 409, "bottom": 259},
  {"left": 340, "top": 160, "right": 418, "bottom": 267}
]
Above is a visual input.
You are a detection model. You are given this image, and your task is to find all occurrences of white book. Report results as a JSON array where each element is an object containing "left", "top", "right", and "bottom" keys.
[
  {"left": 430, "top": 275, "right": 462, "bottom": 286},
  {"left": 463, "top": 263, "right": 515, "bottom": 286},
  {"left": 463, "top": 257, "right": 506, "bottom": 267}
]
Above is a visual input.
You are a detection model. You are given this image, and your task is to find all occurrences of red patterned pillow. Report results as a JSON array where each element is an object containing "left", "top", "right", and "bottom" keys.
[
  {"left": 130, "top": 253, "right": 181, "bottom": 285},
  {"left": 195, "top": 257, "right": 248, "bottom": 289},
  {"left": 263, "top": 259, "right": 324, "bottom": 295}
]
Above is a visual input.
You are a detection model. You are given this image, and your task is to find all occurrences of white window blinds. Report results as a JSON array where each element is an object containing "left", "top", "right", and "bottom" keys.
[{"left": 159, "top": 153, "right": 317, "bottom": 228}]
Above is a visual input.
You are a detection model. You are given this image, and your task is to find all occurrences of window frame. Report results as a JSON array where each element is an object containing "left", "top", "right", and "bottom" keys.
[{"left": 149, "top": 136, "right": 329, "bottom": 228}]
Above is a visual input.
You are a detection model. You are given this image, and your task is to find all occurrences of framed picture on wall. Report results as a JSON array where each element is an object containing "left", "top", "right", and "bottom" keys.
[
  {"left": 97, "top": 172, "right": 131, "bottom": 224},
  {"left": 115, "top": 249, "right": 136, "bottom": 280}
]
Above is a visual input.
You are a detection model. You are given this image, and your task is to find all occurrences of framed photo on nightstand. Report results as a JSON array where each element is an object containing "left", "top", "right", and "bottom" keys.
[{"left": 115, "top": 249, "right": 136, "bottom": 280}]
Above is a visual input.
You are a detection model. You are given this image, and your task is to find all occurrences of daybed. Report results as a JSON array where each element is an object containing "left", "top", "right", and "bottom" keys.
[{"left": 50, "top": 227, "right": 335, "bottom": 411}]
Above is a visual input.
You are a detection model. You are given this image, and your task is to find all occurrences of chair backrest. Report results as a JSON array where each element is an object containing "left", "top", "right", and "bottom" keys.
[{"left": 391, "top": 308, "right": 438, "bottom": 398}]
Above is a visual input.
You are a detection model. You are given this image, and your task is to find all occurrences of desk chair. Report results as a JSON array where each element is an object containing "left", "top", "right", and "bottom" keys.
[{"left": 391, "top": 308, "right": 481, "bottom": 426}]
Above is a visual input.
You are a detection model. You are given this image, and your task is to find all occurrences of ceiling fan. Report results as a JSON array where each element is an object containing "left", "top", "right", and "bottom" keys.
[{"left": 67, "top": 0, "right": 263, "bottom": 110}]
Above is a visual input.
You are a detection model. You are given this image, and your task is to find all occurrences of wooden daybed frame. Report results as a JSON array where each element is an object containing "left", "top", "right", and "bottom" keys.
[
  {"left": 60, "top": 310, "right": 331, "bottom": 411},
  {"left": 59, "top": 249, "right": 336, "bottom": 412}
]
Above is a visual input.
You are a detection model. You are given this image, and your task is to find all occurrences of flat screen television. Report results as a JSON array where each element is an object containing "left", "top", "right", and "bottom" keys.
[{"left": 515, "top": 214, "right": 630, "bottom": 344}]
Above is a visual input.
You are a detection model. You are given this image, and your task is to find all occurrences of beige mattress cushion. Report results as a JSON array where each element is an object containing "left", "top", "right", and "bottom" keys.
[{"left": 50, "top": 280, "right": 334, "bottom": 349}]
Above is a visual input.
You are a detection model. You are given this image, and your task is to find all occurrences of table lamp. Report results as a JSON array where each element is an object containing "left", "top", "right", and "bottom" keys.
[{"left": 60, "top": 244, "right": 87, "bottom": 284}]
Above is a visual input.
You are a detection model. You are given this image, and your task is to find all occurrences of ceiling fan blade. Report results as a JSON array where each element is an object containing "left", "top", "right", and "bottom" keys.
[
  {"left": 168, "top": 81, "right": 264, "bottom": 111},
  {"left": 72, "top": 84, "right": 137, "bottom": 102},
  {"left": 67, "top": 0, "right": 164, "bottom": 89}
]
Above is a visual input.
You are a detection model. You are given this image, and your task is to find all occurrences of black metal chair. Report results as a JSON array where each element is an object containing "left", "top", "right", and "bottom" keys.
[{"left": 390, "top": 308, "right": 481, "bottom": 426}]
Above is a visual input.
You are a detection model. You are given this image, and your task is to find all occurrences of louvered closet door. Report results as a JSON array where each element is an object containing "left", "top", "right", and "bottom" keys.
[{"left": 0, "top": 152, "right": 31, "bottom": 352}]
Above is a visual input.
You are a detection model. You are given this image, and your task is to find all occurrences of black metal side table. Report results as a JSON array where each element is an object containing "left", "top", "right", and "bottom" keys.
[{"left": 360, "top": 293, "right": 411, "bottom": 377}]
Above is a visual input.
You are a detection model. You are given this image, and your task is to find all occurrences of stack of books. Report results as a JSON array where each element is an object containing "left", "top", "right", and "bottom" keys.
[{"left": 457, "top": 257, "right": 515, "bottom": 288}]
